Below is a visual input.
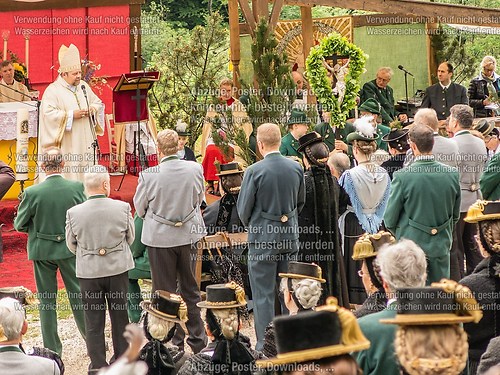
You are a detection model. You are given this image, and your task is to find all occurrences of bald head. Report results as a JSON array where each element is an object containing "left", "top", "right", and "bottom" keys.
[
  {"left": 414, "top": 108, "right": 439, "bottom": 131},
  {"left": 328, "top": 152, "right": 351, "bottom": 179},
  {"left": 257, "top": 123, "right": 281, "bottom": 154}
]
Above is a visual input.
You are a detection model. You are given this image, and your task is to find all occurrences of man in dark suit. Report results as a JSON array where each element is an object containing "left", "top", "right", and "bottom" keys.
[
  {"left": 133, "top": 129, "right": 207, "bottom": 354},
  {"left": 14, "top": 147, "right": 86, "bottom": 357},
  {"left": 360, "top": 67, "right": 408, "bottom": 126},
  {"left": 384, "top": 125, "right": 461, "bottom": 283},
  {"left": 0, "top": 297, "right": 61, "bottom": 375},
  {"left": 0, "top": 160, "right": 14, "bottom": 200},
  {"left": 449, "top": 104, "right": 488, "bottom": 280},
  {"left": 238, "top": 123, "right": 305, "bottom": 351},
  {"left": 421, "top": 62, "right": 468, "bottom": 122}
]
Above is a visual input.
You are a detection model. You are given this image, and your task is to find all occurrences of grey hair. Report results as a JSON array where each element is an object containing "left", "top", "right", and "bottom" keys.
[
  {"left": 147, "top": 314, "right": 176, "bottom": 340},
  {"left": 212, "top": 308, "right": 239, "bottom": 340},
  {"left": 0, "top": 297, "right": 25, "bottom": 341},
  {"left": 450, "top": 104, "right": 474, "bottom": 129},
  {"left": 157, "top": 129, "right": 179, "bottom": 156},
  {"left": 328, "top": 153, "right": 351, "bottom": 176},
  {"left": 41, "top": 146, "right": 64, "bottom": 172},
  {"left": 414, "top": 108, "right": 439, "bottom": 131},
  {"left": 377, "top": 239, "right": 427, "bottom": 291},
  {"left": 378, "top": 67, "right": 394, "bottom": 77},
  {"left": 280, "top": 277, "right": 322, "bottom": 310},
  {"left": 481, "top": 56, "right": 497, "bottom": 69},
  {"left": 83, "top": 165, "right": 109, "bottom": 192}
]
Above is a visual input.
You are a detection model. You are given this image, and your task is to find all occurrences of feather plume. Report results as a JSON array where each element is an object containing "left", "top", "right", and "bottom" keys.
[
  {"left": 175, "top": 119, "right": 188, "bottom": 133},
  {"left": 353, "top": 116, "right": 376, "bottom": 138}
]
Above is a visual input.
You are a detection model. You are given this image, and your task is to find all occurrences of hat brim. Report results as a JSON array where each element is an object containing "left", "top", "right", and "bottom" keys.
[
  {"left": 197, "top": 300, "right": 247, "bottom": 309},
  {"left": 216, "top": 170, "right": 244, "bottom": 176},
  {"left": 381, "top": 129, "right": 409, "bottom": 142},
  {"left": 380, "top": 313, "right": 476, "bottom": 325},
  {"left": 256, "top": 340, "right": 370, "bottom": 367},
  {"left": 464, "top": 213, "right": 500, "bottom": 223},
  {"left": 140, "top": 301, "right": 184, "bottom": 323},
  {"left": 351, "top": 251, "right": 378, "bottom": 261},
  {"left": 177, "top": 132, "right": 190, "bottom": 137},
  {"left": 346, "top": 131, "right": 379, "bottom": 144},
  {"left": 287, "top": 120, "right": 310, "bottom": 127},
  {"left": 278, "top": 272, "right": 326, "bottom": 283},
  {"left": 297, "top": 137, "right": 323, "bottom": 152}
]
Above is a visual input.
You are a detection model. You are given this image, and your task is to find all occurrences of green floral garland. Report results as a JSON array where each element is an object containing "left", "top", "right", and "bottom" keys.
[{"left": 306, "top": 33, "right": 367, "bottom": 127}]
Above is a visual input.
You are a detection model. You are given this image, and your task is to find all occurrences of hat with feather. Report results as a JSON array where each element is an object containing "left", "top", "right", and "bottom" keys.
[
  {"left": 175, "top": 119, "right": 190, "bottom": 137},
  {"left": 346, "top": 116, "right": 379, "bottom": 143}
]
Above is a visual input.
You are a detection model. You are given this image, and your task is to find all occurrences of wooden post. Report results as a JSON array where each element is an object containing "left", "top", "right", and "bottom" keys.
[
  {"left": 301, "top": 6, "right": 315, "bottom": 104},
  {"left": 252, "top": 0, "right": 268, "bottom": 23},
  {"left": 425, "top": 22, "right": 439, "bottom": 86},
  {"left": 129, "top": 3, "right": 142, "bottom": 71},
  {"left": 228, "top": 0, "right": 242, "bottom": 91}
]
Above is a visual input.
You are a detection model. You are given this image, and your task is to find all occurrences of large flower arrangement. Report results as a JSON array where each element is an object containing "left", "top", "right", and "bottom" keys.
[
  {"left": 0, "top": 50, "right": 27, "bottom": 83},
  {"left": 306, "top": 33, "right": 367, "bottom": 127},
  {"left": 81, "top": 58, "right": 111, "bottom": 94}
]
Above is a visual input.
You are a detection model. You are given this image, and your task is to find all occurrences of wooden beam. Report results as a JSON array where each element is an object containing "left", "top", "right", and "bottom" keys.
[
  {"left": 269, "top": 0, "right": 284, "bottom": 32},
  {"left": 254, "top": 0, "right": 269, "bottom": 23},
  {"left": 286, "top": 0, "right": 500, "bottom": 27},
  {"left": 239, "top": 0, "right": 257, "bottom": 37},
  {"left": 0, "top": 0, "right": 144, "bottom": 12},
  {"left": 228, "top": 0, "right": 242, "bottom": 90},
  {"left": 301, "top": 6, "right": 315, "bottom": 105},
  {"left": 239, "top": 23, "right": 252, "bottom": 35},
  {"left": 426, "top": 23, "right": 439, "bottom": 86}
]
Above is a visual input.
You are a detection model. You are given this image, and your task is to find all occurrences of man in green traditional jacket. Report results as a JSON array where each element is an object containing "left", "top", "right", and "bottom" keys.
[
  {"left": 280, "top": 109, "right": 310, "bottom": 159},
  {"left": 357, "top": 98, "right": 391, "bottom": 152},
  {"left": 314, "top": 111, "right": 355, "bottom": 156},
  {"left": 480, "top": 152, "right": 500, "bottom": 200},
  {"left": 360, "top": 67, "right": 408, "bottom": 126},
  {"left": 14, "top": 147, "right": 86, "bottom": 356},
  {"left": 384, "top": 125, "right": 461, "bottom": 283}
]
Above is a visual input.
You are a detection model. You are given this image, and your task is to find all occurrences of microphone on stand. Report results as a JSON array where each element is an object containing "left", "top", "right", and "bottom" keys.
[
  {"left": 81, "top": 84, "right": 101, "bottom": 163},
  {"left": 398, "top": 65, "right": 414, "bottom": 77}
]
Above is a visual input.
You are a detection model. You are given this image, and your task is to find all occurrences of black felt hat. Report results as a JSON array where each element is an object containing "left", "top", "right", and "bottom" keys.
[
  {"left": 279, "top": 261, "right": 326, "bottom": 283},
  {"left": 197, "top": 282, "right": 247, "bottom": 309},
  {"left": 297, "top": 132, "right": 323, "bottom": 152},
  {"left": 140, "top": 290, "right": 187, "bottom": 323},
  {"left": 216, "top": 162, "right": 244, "bottom": 176},
  {"left": 380, "top": 280, "right": 483, "bottom": 326},
  {"left": 257, "top": 297, "right": 370, "bottom": 366}
]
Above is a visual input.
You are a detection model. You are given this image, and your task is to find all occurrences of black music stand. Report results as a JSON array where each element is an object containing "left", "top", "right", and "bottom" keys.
[{"left": 112, "top": 71, "right": 159, "bottom": 190}]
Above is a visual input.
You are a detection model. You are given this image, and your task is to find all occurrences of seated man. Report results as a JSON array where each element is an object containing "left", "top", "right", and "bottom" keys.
[
  {"left": 0, "top": 297, "right": 61, "bottom": 374},
  {"left": 420, "top": 62, "right": 468, "bottom": 123},
  {"left": 0, "top": 60, "right": 30, "bottom": 103},
  {"left": 360, "top": 67, "right": 408, "bottom": 126}
]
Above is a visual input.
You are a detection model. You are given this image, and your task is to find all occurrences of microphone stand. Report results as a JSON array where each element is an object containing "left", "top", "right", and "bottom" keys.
[
  {"left": 403, "top": 72, "right": 410, "bottom": 122},
  {"left": 81, "top": 85, "right": 101, "bottom": 165}
]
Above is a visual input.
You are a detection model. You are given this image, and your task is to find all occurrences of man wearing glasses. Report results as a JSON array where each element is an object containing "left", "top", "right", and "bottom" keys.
[{"left": 360, "top": 67, "right": 408, "bottom": 126}]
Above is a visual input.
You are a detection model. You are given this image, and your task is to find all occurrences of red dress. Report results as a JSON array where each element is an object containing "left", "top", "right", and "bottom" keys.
[{"left": 202, "top": 98, "right": 235, "bottom": 182}]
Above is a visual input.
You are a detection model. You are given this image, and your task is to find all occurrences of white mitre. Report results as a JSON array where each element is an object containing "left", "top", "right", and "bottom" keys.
[{"left": 58, "top": 44, "right": 81, "bottom": 73}]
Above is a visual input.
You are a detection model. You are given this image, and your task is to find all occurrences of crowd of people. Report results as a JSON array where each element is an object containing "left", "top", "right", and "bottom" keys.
[{"left": 0, "top": 40, "right": 500, "bottom": 375}]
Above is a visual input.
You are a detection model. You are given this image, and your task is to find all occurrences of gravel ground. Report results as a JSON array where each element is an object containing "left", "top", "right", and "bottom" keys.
[{"left": 23, "top": 309, "right": 257, "bottom": 375}]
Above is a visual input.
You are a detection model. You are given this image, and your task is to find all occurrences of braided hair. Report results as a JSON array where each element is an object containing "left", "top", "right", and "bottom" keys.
[
  {"left": 395, "top": 325, "right": 468, "bottom": 375},
  {"left": 304, "top": 141, "right": 330, "bottom": 168}
]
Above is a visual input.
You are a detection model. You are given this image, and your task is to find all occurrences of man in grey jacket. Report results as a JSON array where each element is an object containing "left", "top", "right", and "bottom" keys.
[
  {"left": 133, "top": 129, "right": 207, "bottom": 354},
  {"left": 449, "top": 104, "right": 488, "bottom": 280},
  {"left": 66, "top": 165, "right": 135, "bottom": 374},
  {"left": 237, "top": 123, "right": 305, "bottom": 350}
]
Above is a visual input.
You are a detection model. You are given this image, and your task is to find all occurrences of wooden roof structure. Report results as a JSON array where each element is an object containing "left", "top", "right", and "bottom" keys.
[{"left": 229, "top": 0, "right": 500, "bottom": 86}]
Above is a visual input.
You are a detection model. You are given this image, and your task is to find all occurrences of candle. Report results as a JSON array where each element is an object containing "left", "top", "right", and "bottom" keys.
[
  {"left": 16, "top": 108, "right": 29, "bottom": 181},
  {"left": 2, "top": 30, "right": 9, "bottom": 61},
  {"left": 24, "top": 31, "right": 30, "bottom": 78}
]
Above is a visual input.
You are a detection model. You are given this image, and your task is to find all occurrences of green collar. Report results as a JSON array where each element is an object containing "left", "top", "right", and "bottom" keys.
[
  {"left": 161, "top": 155, "right": 179, "bottom": 163},
  {"left": 454, "top": 130, "right": 470, "bottom": 137},
  {"left": 87, "top": 194, "right": 106, "bottom": 200},
  {"left": 0, "top": 346, "right": 23, "bottom": 353}
]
